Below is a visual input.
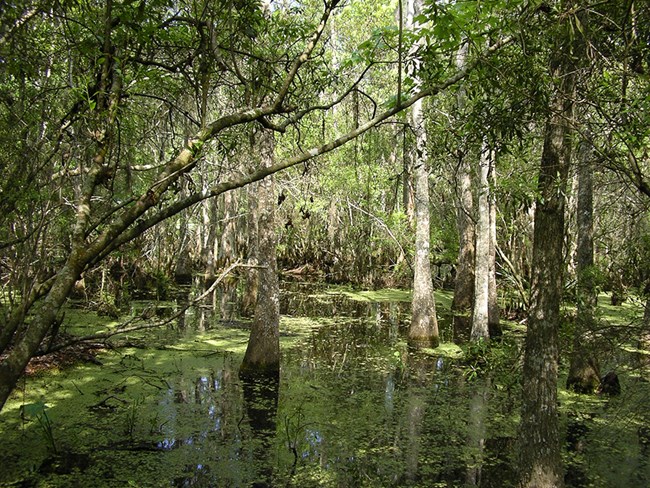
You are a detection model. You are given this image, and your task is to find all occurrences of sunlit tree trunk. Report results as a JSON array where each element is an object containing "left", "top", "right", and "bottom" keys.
[
  {"left": 241, "top": 128, "right": 280, "bottom": 373},
  {"left": 408, "top": 0, "right": 438, "bottom": 347},
  {"left": 471, "top": 144, "right": 492, "bottom": 341},
  {"left": 566, "top": 137, "right": 600, "bottom": 392},
  {"left": 518, "top": 9, "right": 577, "bottom": 483}
]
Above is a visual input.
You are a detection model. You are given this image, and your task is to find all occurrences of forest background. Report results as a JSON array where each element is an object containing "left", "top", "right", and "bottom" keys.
[{"left": 1, "top": 0, "right": 650, "bottom": 486}]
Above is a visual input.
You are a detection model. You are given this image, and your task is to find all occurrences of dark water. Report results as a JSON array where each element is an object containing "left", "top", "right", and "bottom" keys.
[{"left": 1, "top": 282, "right": 649, "bottom": 487}]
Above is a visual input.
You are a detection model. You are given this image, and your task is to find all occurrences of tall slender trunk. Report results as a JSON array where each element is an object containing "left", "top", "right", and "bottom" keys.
[
  {"left": 218, "top": 190, "right": 239, "bottom": 320},
  {"left": 566, "top": 137, "right": 600, "bottom": 392},
  {"left": 471, "top": 144, "right": 492, "bottom": 342},
  {"left": 241, "top": 128, "right": 280, "bottom": 373},
  {"left": 408, "top": 0, "right": 438, "bottom": 347},
  {"left": 518, "top": 20, "right": 576, "bottom": 485},
  {"left": 409, "top": 96, "right": 439, "bottom": 346},
  {"left": 452, "top": 151, "right": 475, "bottom": 343},
  {"left": 452, "top": 42, "right": 475, "bottom": 343},
  {"left": 488, "top": 163, "right": 501, "bottom": 337}
]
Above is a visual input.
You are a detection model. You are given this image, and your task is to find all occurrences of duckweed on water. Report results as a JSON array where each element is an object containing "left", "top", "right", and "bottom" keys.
[{"left": 1, "top": 285, "right": 650, "bottom": 487}]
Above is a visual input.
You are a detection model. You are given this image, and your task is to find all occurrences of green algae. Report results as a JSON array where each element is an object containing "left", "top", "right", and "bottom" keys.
[
  {"left": 421, "top": 342, "right": 464, "bottom": 359},
  {"left": 2, "top": 283, "right": 649, "bottom": 487}
]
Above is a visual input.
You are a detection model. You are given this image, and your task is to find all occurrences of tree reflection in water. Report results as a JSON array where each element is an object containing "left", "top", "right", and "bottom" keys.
[{"left": 240, "top": 369, "right": 280, "bottom": 488}]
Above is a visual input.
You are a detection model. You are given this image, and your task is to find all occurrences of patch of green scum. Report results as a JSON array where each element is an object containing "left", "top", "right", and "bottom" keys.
[
  {"left": 433, "top": 290, "right": 454, "bottom": 310},
  {"left": 596, "top": 292, "right": 643, "bottom": 324},
  {"left": 59, "top": 306, "right": 121, "bottom": 335},
  {"left": 173, "top": 328, "right": 252, "bottom": 355},
  {"left": 0, "top": 340, "right": 245, "bottom": 487},
  {"left": 420, "top": 342, "right": 464, "bottom": 359},
  {"left": 337, "top": 288, "right": 412, "bottom": 303},
  {"left": 281, "top": 316, "right": 341, "bottom": 346}
]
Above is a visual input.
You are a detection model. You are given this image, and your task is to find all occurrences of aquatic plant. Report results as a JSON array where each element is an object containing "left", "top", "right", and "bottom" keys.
[{"left": 20, "top": 401, "right": 57, "bottom": 454}]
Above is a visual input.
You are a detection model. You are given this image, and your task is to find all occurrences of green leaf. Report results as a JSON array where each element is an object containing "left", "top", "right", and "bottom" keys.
[{"left": 20, "top": 401, "right": 48, "bottom": 420}]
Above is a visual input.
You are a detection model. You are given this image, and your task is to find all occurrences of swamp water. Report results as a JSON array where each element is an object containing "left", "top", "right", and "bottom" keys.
[{"left": 0, "top": 283, "right": 649, "bottom": 487}]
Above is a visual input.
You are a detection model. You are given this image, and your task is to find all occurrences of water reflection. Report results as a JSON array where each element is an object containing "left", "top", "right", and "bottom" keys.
[
  {"left": 9, "top": 281, "right": 649, "bottom": 487},
  {"left": 160, "top": 283, "right": 519, "bottom": 487},
  {"left": 240, "top": 370, "right": 279, "bottom": 488}
]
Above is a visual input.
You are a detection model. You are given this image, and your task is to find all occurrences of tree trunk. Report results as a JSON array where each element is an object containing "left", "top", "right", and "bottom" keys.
[
  {"left": 0, "top": 257, "right": 83, "bottom": 409},
  {"left": 518, "top": 28, "right": 576, "bottom": 486},
  {"left": 218, "top": 190, "right": 239, "bottom": 320},
  {"left": 241, "top": 128, "right": 280, "bottom": 373},
  {"left": 471, "top": 144, "right": 492, "bottom": 342},
  {"left": 407, "top": 0, "right": 438, "bottom": 347},
  {"left": 566, "top": 137, "right": 600, "bottom": 393},
  {"left": 242, "top": 180, "right": 260, "bottom": 317},
  {"left": 488, "top": 163, "right": 501, "bottom": 337},
  {"left": 453, "top": 150, "right": 475, "bottom": 343},
  {"left": 451, "top": 42, "right": 475, "bottom": 343},
  {"left": 409, "top": 96, "right": 439, "bottom": 346}
]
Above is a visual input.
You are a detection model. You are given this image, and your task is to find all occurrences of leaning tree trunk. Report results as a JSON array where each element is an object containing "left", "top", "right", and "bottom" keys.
[
  {"left": 0, "top": 258, "right": 83, "bottom": 409},
  {"left": 241, "top": 128, "right": 280, "bottom": 374},
  {"left": 518, "top": 18, "right": 576, "bottom": 486},
  {"left": 471, "top": 144, "right": 492, "bottom": 342},
  {"left": 0, "top": 2, "right": 122, "bottom": 410},
  {"left": 566, "top": 137, "right": 600, "bottom": 393}
]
